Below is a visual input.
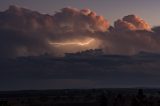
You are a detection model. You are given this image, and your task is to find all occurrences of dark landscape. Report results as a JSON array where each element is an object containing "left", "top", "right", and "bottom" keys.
[{"left": 1, "top": 88, "right": 160, "bottom": 106}]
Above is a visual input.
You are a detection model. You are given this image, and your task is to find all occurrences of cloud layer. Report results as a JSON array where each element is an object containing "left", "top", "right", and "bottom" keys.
[{"left": 0, "top": 6, "right": 160, "bottom": 58}]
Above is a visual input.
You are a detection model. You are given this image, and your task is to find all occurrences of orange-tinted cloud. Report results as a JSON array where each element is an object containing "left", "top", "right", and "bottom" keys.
[{"left": 114, "top": 15, "right": 151, "bottom": 31}]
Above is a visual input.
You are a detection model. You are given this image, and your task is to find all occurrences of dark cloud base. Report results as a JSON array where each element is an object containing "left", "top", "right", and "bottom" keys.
[{"left": 1, "top": 55, "right": 160, "bottom": 90}]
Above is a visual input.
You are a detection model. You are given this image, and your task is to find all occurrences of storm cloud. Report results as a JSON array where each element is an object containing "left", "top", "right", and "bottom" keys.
[
  {"left": 0, "top": 6, "right": 160, "bottom": 58},
  {"left": 0, "top": 6, "right": 110, "bottom": 58},
  {"left": 100, "top": 15, "right": 160, "bottom": 55}
]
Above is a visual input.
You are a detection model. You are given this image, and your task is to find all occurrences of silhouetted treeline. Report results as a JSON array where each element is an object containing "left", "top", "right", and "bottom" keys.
[{"left": 1, "top": 89, "right": 160, "bottom": 106}]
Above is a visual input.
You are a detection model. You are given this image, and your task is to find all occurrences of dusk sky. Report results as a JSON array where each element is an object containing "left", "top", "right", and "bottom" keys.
[
  {"left": 1, "top": 0, "right": 160, "bottom": 90},
  {"left": 0, "top": 0, "right": 160, "bottom": 26}
]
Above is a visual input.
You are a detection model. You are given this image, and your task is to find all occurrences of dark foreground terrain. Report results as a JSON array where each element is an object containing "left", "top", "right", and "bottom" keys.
[{"left": 1, "top": 88, "right": 160, "bottom": 106}]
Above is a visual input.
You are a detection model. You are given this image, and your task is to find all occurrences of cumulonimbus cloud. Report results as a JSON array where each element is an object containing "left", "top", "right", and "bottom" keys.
[{"left": 0, "top": 5, "right": 160, "bottom": 58}]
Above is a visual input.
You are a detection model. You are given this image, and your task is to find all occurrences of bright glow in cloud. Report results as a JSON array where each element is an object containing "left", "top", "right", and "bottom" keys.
[{"left": 49, "top": 38, "right": 95, "bottom": 46}]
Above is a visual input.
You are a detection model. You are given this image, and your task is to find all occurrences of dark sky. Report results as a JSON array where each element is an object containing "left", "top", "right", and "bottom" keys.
[
  {"left": 1, "top": 0, "right": 160, "bottom": 90},
  {"left": 0, "top": 0, "right": 160, "bottom": 26}
]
